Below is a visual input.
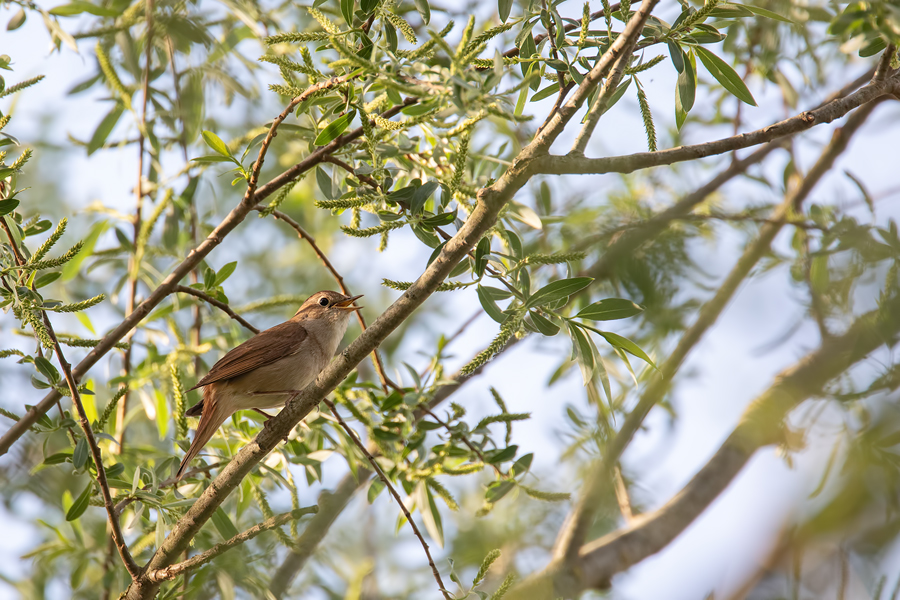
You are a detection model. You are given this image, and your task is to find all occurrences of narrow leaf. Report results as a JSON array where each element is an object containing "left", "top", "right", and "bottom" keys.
[{"left": 695, "top": 46, "right": 757, "bottom": 106}]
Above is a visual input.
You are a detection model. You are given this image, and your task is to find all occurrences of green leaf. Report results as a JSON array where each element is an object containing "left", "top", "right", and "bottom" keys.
[
  {"left": 66, "top": 482, "right": 92, "bottom": 521},
  {"left": 202, "top": 130, "right": 232, "bottom": 157},
  {"left": 529, "top": 310, "right": 559, "bottom": 336},
  {"left": 314, "top": 110, "right": 356, "bottom": 146},
  {"left": 0, "top": 198, "right": 19, "bottom": 216},
  {"left": 72, "top": 437, "right": 89, "bottom": 469},
  {"left": 34, "top": 356, "right": 60, "bottom": 384},
  {"left": 86, "top": 104, "right": 125, "bottom": 156},
  {"left": 477, "top": 285, "right": 507, "bottom": 323},
  {"left": 211, "top": 508, "right": 240, "bottom": 540},
  {"left": 667, "top": 41, "right": 684, "bottom": 72},
  {"left": 50, "top": 1, "right": 119, "bottom": 16},
  {"left": 598, "top": 330, "right": 656, "bottom": 368},
  {"left": 675, "top": 50, "right": 695, "bottom": 129},
  {"left": 340, "top": 0, "right": 354, "bottom": 25},
  {"left": 7, "top": 8, "right": 26, "bottom": 30},
  {"left": 524, "top": 277, "right": 593, "bottom": 309},
  {"left": 367, "top": 479, "right": 385, "bottom": 503},
  {"left": 485, "top": 480, "right": 515, "bottom": 502},
  {"left": 215, "top": 261, "right": 237, "bottom": 286},
  {"left": 414, "top": 0, "right": 431, "bottom": 24},
  {"left": 190, "top": 155, "right": 233, "bottom": 164},
  {"left": 694, "top": 46, "right": 757, "bottom": 106},
  {"left": 576, "top": 298, "right": 643, "bottom": 321},
  {"left": 486, "top": 445, "right": 518, "bottom": 464},
  {"left": 568, "top": 324, "right": 595, "bottom": 386},
  {"left": 499, "top": 0, "right": 513, "bottom": 23},
  {"left": 420, "top": 484, "right": 444, "bottom": 548},
  {"left": 738, "top": 3, "right": 794, "bottom": 23},
  {"left": 510, "top": 453, "right": 533, "bottom": 477},
  {"left": 474, "top": 237, "right": 491, "bottom": 278},
  {"left": 530, "top": 84, "right": 560, "bottom": 103}
]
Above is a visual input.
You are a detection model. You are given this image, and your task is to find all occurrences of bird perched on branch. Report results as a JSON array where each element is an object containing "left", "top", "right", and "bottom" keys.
[{"left": 176, "top": 290, "right": 362, "bottom": 480}]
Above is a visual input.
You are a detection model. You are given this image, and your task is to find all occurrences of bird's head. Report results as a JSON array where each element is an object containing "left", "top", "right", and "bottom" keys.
[{"left": 293, "top": 291, "right": 363, "bottom": 323}]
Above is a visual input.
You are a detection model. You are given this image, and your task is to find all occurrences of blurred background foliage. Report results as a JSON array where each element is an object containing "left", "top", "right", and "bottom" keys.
[{"left": 0, "top": 0, "right": 899, "bottom": 598}]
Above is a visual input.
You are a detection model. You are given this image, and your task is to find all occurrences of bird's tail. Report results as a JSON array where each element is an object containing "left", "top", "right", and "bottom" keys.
[{"left": 176, "top": 386, "right": 230, "bottom": 480}]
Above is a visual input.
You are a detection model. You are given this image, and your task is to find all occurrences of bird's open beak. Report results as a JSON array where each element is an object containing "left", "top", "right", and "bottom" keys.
[{"left": 335, "top": 294, "right": 363, "bottom": 310}]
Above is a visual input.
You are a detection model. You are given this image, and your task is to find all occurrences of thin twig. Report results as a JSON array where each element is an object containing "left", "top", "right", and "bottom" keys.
[
  {"left": 256, "top": 205, "right": 400, "bottom": 393},
  {"left": 2, "top": 222, "right": 142, "bottom": 579},
  {"left": 323, "top": 399, "right": 451, "bottom": 599},
  {"left": 175, "top": 285, "right": 259, "bottom": 334},
  {"left": 423, "top": 407, "right": 503, "bottom": 477},
  {"left": 612, "top": 463, "right": 635, "bottom": 523},
  {"left": 145, "top": 507, "right": 317, "bottom": 582},
  {"left": 118, "top": 0, "right": 155, "bottom": 452},
  {"left": 570, "top": 50, "right": 632, "bottom": 155}
]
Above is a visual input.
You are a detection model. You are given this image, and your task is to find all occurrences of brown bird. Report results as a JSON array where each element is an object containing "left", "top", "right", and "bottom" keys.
[{"left": 176, "top": 290, "right": 362, "bottom": 480}]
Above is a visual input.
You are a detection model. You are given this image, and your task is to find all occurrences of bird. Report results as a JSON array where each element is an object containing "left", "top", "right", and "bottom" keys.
[{"left": 175, "top": 290, "right": 362, "bottom": 480}]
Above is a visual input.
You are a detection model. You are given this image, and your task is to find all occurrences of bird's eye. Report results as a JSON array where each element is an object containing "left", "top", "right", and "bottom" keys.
[{"left": 318, "top": 297, "right": 329, "bottom": 307}]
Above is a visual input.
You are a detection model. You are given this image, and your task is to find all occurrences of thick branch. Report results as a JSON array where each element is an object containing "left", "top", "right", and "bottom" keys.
[
  {"left": 536, "top": 75, "right": 899, "bottom": 176},
  {"left": 510, "top": 294, "right": 900, "bottom": 599},
  {"left": 175, "top": 285, "right": 259, "bottom": 334},
  {"left": 532, "top": 0, "right": 661, "bottom": 152},
  {"left": 145, "top": 507, "right": 317, "bottom": 582}
]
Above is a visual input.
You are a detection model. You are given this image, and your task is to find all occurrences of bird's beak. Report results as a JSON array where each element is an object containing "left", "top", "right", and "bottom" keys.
[{"left": 335, "top": 294, "right": 363, "bottom": 310}]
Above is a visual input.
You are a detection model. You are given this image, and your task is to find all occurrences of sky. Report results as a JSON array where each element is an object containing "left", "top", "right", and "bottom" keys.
[{"left": 1, "top": 2, "right": 900, "bottom": 599}]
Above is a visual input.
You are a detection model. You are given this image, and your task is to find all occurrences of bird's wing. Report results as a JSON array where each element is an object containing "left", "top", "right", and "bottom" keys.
[{"left": 189, "top": 320, "right": 308, "bottom": 389}]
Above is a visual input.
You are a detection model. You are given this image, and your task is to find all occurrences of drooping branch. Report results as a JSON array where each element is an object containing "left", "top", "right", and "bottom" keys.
[
  {"left": 509, "top": 293, "right": 900, "bottom": 599},
  {"left": 324, "top": 399, "right": 451, "bottom": 599}
]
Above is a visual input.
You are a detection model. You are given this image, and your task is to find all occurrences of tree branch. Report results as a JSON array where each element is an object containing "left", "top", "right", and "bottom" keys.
[
  {"left": 324, "top": 399, "right": 451, "bottom": 599},
  {"left": 553, "top": 98, "right": 881, "bottom": 561},
  {"left": 145, "top": 507, "right": 317, "bottom": 582},
  {"left": 510, "top": 293, "right": 900, "bottom": 599},
  {"left": 570, "top": 41, "right": 633, "bottom": 155},
  {"left": 175, "top": 285, "right": 259, "bottom": 334},
  {"left": 2, "top": 215, "right": 141, "bottom": 579},
  {"left": 536, "top": 74, "right": 898, "bottom": 176}
]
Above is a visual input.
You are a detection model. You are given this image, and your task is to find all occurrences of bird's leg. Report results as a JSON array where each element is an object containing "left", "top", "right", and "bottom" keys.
[{"left": 252, "top": 408, "right": 273, "bottom": 420}]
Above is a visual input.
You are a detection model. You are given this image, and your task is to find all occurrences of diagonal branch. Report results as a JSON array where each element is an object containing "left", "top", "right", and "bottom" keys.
[
  {"left": 175, "top": 285, "right": 259, "bottom": 334},
  {"left": 553, "top": 97, "right": 882, "bottom": 561},
  {"left": 324, "top": 399, "right": 451, "bottom": 599},
  {"left": 509, "top": 293, "right": 900, "bottom": 599},
  {"left": 2, "top": 218, "right": 141, "bottom": 579},
  {"left": 537, "top": 74, "right": 899, "bottom": 176},
  {"left": 145, "top": 507, "right": 317, "bottom": 582}
]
